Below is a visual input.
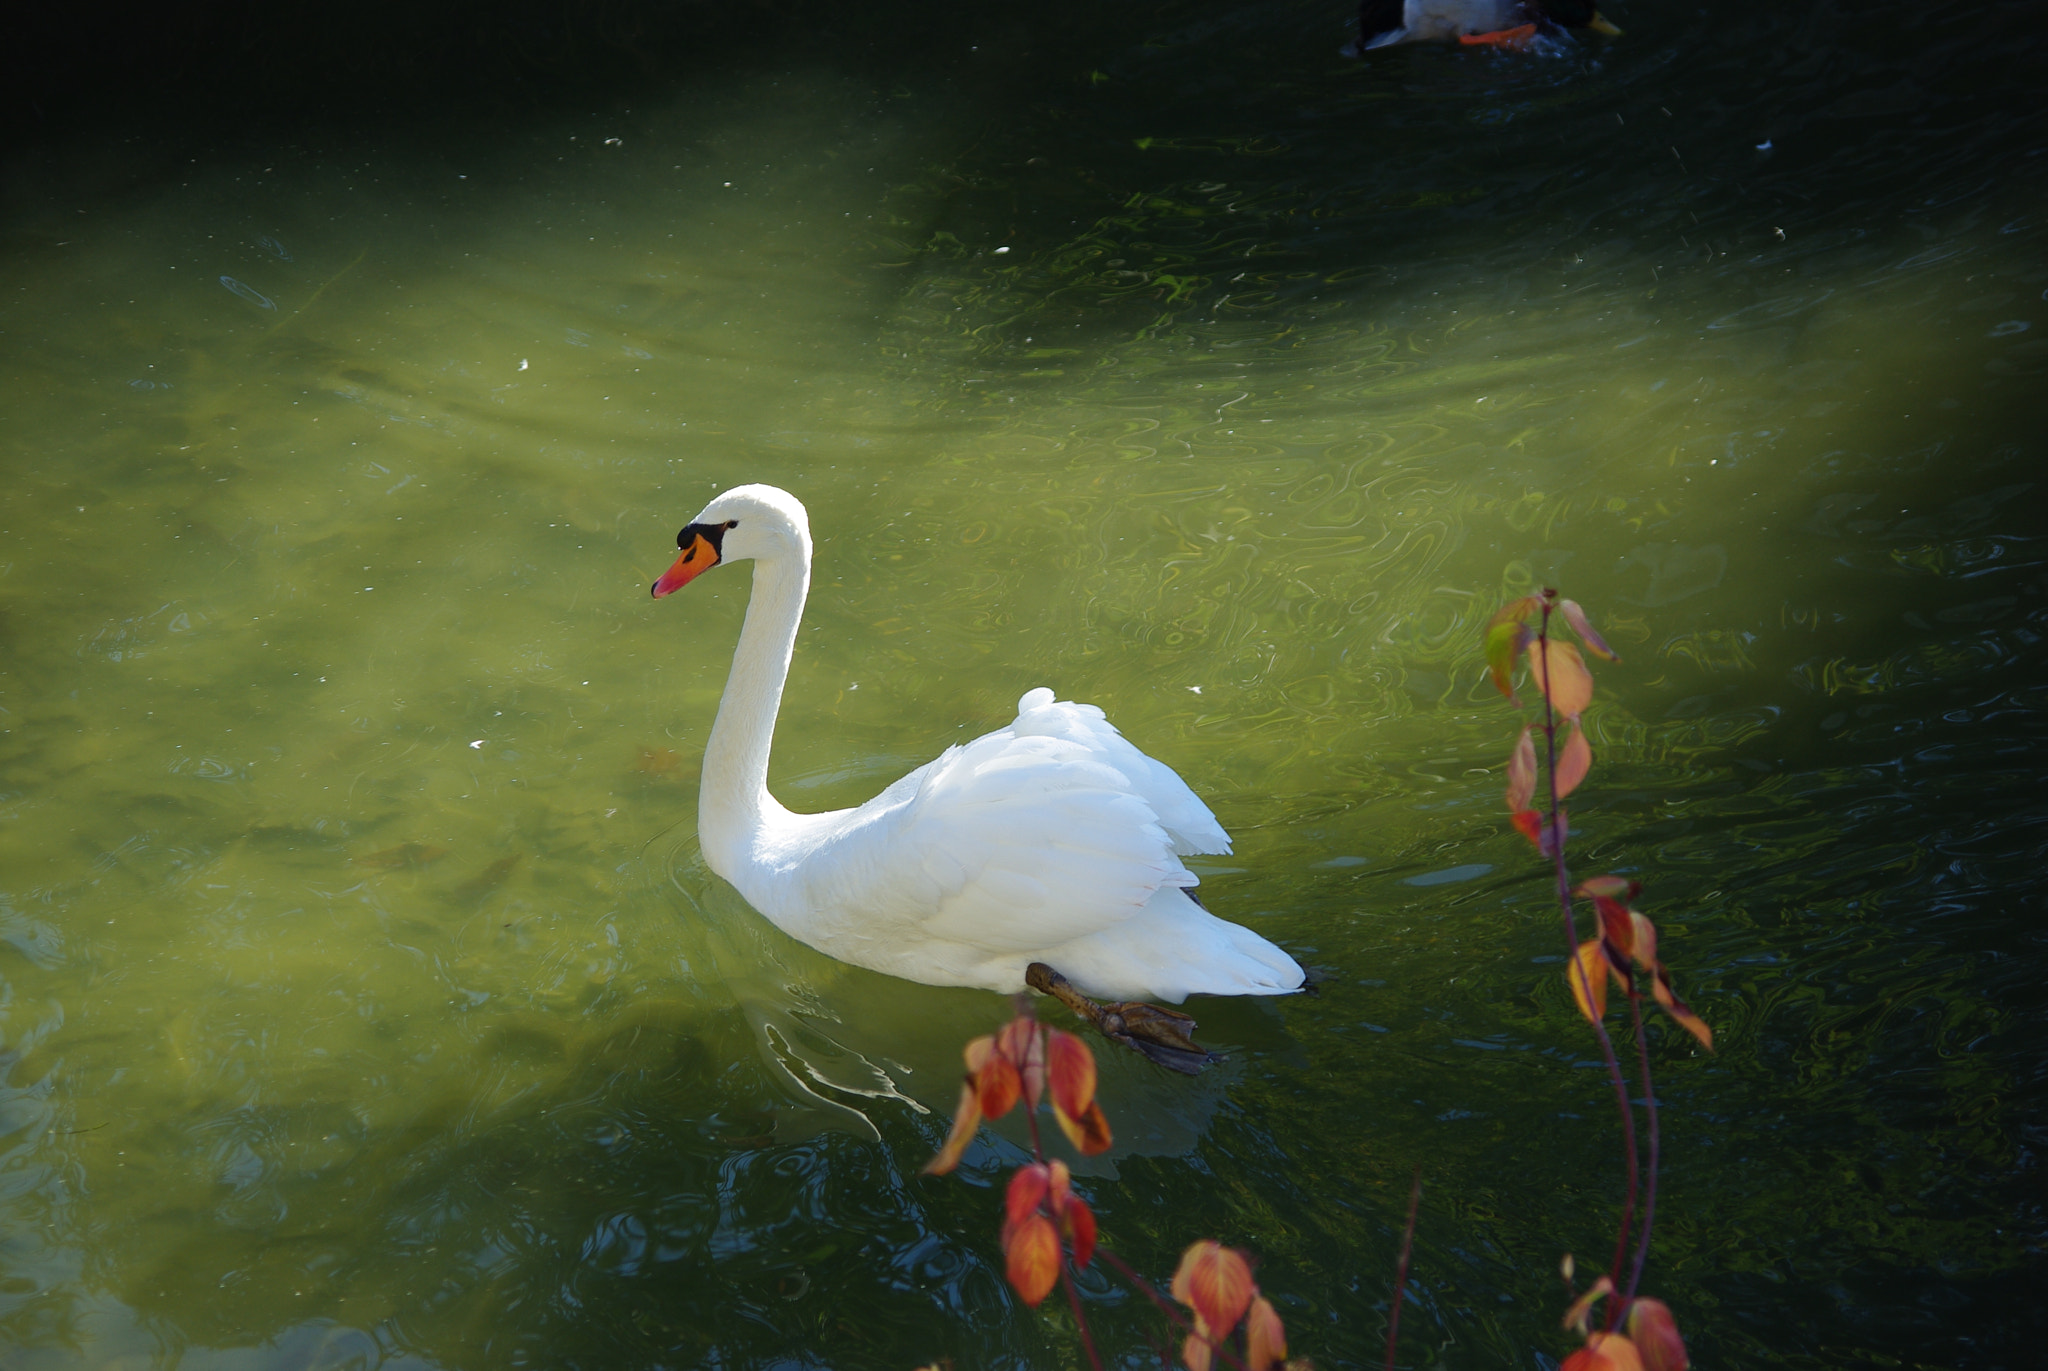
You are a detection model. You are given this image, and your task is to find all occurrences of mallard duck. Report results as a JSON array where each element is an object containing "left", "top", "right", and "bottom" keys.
[
  {"left": 651, "top": 485, "right": 1305, "bottom": 1068},
  {"left": 1348, "top": 0, "right": 1621, "bottom": 53}
]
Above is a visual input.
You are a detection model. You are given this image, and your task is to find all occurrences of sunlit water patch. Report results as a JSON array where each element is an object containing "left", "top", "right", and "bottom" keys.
[{"left": 2, "top": 4, "right": 2044, "bottom": 1367}]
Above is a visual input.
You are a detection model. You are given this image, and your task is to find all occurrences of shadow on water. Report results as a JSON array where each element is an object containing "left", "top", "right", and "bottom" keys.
[{"left": 2, "top": 1, "right": 2046, "bottom": 1367}]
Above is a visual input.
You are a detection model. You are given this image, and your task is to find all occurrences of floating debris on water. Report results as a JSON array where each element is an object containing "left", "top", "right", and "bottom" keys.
[{"left": 218, "top": 276, "right": 276, "bottom": 310}]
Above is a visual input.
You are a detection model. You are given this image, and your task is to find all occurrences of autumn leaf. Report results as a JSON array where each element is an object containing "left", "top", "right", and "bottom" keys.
[
  {"left": 1560, "top": 599, "right": 1620, "bottom": 662},
  {"left": 1047, "top": 1028, "right": 1096, "bottom": 1119},
  {"left": 1486, "top": 596, "right": 1543, "bottom": 701},
  {"left": 1562, "top": 1333, "right": 1645, "bottom": 1371},
  {"left": 968, "top": 1038, "right": 1022, "bottom": 1119},
  {"left": 1172, "top": 1240, "right": 1256, "bottom": 1340},
  {"left": 1627, "top": 1299, "right": 1688, "bottom": 1371},
  {"left": 995, "top": 1016, "right": 1046, "bottom": 1109},
  {"left": 1568, "top": 938, "right": 1611, "bottom": 1023},
  {"left": 1556, "top": 720, "right": 1593, "bottom": 800},
  {"left": 1004, "top": 1164, "right": 1051, "bottom": 1234},
  {"left": 1510, "top": 808, "right": 1547, "bottom": 850},
  {"left": 1593, "top": 896, "right": 1636, "bottom": 964},
  {"left": 1529, "top": 639, "right": 1595, "bottom": 718},
  {"left": 1182, "top": 1325, "right": 1217, "bottom": 1371},
  {"left": 1506, "top": 725, "right": 1538, "bottom": 813},
  {"left": 1650, "top": 967, "right": 1714, "bottom": 1051},
  {"left": 1003, "top": 1212, "right": 1060, "bottom": 1306},
  {"left": 1054, "top": 1097, "right": 1114, "bottom": 1156},
  {"left": 1573, "top": 875, "right": 1637, "bottom": 901},
  {"left": 922, "top": 1080, "right": 982, "bottom": 1176},
  {"left": 1061, "top": 1192, "right": 1097, "bottom": 1268},
  {"left": 1245, "top": 1296, "right": 1289, "bottom": 1371}
]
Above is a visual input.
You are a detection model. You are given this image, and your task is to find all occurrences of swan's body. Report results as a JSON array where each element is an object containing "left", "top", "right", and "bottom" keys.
[{"left": 652, "top": 484, "right": 1304, "bottom": 1004}]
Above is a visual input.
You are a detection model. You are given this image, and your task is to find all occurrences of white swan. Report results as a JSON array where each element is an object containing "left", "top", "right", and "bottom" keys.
[{"left": 650, "top": 484, "right": 1305, "bottom": 1009}]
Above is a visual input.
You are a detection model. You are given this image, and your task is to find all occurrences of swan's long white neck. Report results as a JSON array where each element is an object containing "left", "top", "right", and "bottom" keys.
[{"left": 699, "top": 543, "right": 809, "bottom": 870}]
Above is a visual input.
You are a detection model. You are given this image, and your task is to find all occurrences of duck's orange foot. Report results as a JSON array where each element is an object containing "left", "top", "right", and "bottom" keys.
[
  {"left": 1026, "top": 962, "right": 1217, "bottom": 1075},
  {"left": 1459, "top": 22, "right": 1539, "bottom": 49}
]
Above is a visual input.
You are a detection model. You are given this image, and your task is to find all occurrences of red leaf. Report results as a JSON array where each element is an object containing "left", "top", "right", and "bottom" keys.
[
  {"left": 1560, "top": 599, "right": 1620, "bottom": 662},
  {"left": 1004, "top": 1163, "right": 1050, "bottom": 1234},
  {"left": 1568, "top": 938, "right": 1610, "bottom": 1023},
  {"left": 1054, "top": 1098, "right": 1114, "bottom": 1156},
  {"left": 921, "top": 1081, "right": 982, "bottom": 1176},
  {"left": 1556, "top": 720, "right": 1593, "bottom": 800},
  {"left": 1510, "top": 808, "right": 1546, "bottom": 850},
  {"left": 995, "top": 1015, "right": 1045, "bottom": 1109},
  {"left": 1485, "top": 597, "right": 1544, "bottom": 701},
  {"left": 1627, "top": 1299, "right": 1688, "bottom": 1371},
  {"left": 1506, "top": 725, "right": 1538, "bottom": 813},
  {"left": 1627, "top": 911, "right": 1659, "bottom": 971},
  {"left": 1529, "top": 639, "right": 1595, "bottom": 719},
  {"left": 1651, "top": 967, "right": 1714, "bottom": 1051},
  {"left": 1593, "top": 896, "right": 1635, "bottom": 964},
  {"left": 1171, "top": 1240, "right": 1256, "bottom": 1338},
  {"left": 1062, "top": 1193, "right": 1098, "bottom": 1269},
  {"left": 1003, "top": 1213, "right": 1060, "bottom": 1306},
  {"left": 1586, "top": 1332, "right": 1645, "bottom": 1371},
  {"left": 1047, "top": 1028, "right": 1096, "bottom": 1119},
  {"left": 1245, "top": 1296, "right": 1288, "bottom": 1371},
  {"left": 973, "top": 1051, "right": 1022, "bottom": 1120}
]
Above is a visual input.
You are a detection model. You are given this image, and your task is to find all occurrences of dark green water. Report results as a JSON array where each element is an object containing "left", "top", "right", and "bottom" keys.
[{"left": 2, "top": 2, "right": 2042, "bottom": 1367}]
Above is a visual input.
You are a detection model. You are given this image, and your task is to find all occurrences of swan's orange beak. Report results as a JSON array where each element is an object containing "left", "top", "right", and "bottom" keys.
[{"left": 652, "top": 529, "right": 721, "bottom": 598}]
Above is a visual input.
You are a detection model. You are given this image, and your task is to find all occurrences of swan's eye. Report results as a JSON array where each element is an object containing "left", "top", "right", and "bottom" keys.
[{"left": 725, "top": 520, "right": 739, "bottom": 529}]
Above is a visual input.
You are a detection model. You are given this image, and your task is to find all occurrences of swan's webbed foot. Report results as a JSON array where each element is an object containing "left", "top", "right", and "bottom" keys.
[{"left": 1025, "top": 962, "right": 1217, "bottom": 1075}]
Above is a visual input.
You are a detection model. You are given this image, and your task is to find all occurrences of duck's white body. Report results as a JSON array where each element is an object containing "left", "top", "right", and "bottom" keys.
[
  {"left": 1359, "top": 0, "right": 1526, "bottom": 48},
  {"left": 658, "top": 484, "right": 1305, "bottom": 1004}
]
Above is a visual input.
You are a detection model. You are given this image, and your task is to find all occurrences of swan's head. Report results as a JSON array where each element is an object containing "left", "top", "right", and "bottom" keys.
[{"left": 651, "top": 483, "right": 812, "bottom": 598}]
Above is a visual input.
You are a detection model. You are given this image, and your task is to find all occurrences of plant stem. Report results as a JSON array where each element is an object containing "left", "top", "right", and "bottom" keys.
[
  {"left": 1624, "top": 984, "right": 1661, "bottom": 1309},
  {"left": 1059, "top": 1262, "right": 1105, "bottom": 1371},
  {"left": 1384, "top": 1167, "right": 1422, "bottom": 1371},
  {"left": 1536, "top": 597, "right": 1640, "bottom": 1327}
]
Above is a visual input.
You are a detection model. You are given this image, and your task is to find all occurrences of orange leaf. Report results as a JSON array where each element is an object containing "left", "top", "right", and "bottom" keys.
[
  {"left": 1171, "top": 1240, "right": 1255, "bottom": 1337},
  {"left": 1062, "top": 1192, "right": 1097, "bottom": 1269},
  {"left": 1556, "top": 720, "right": 1593, "bottom": 800},
  {"left": 1568, "top": 939, "right": 1610, "bottom": 1023},
  {"left": 1529, "top": 639, "right": 1594, "bottom": 719},
  {"left": 1574, "top": 875, "right": 1636, "bottom": 901},
  {"left": 1593, "top": 896, "right": 1635, "bottom": 964},
  {"left": 1627, "top": 1298, "right": 1688, "bottom": 1371},
  {"left": 1003, "top": 1212, "right": 1060, "bottom": 1306},
  {"left": 1047, "top": 1028, "right": 1097, "bottom": 1119},
  {"left": 974, "top": 1050, "right": 1022, "bottom": 1120},
  {"left": 1650, "top": 968, "right": 1714, "bottom": 1051},
  {"left": 1486, "top": 597, "right": 1543, "bottom": 701},
  {"left": 1560, "top": 599, "right": 1620, "bottom": 662},
  {"left": 1562, "top": 1275, "right": 1615, "bottom": 1335},
  {"left": 1054, "top": 1098, "right": 1114, "bottom": 1156},
  {"left": 995, "top": 1015, "right": 1046, "bottom": 1109},
  {"left": 1510, "top": 808, "right": 1546, "bottom": 850},
  {"left": 921, "top": 1081, "right": 982, "bottom": 1176},
  {"left": 1506, "top": 725, "right": 1537, "bottom": 813},
  {"left": 1004, "top": 1163, "right": 1051, "bottom": 1233},
  {"left": 1045, "top": 1158, "right": 1074, "bottom": 1214},
  {"left": 1627, "top": 911, "right": 1659, "bottom": 971},
  {"left": 1586, "top": 1332, "right": 1645, "bottom": 1371},
  {"left": 1245, "top": 1296, "right": 1288, "bottom": 1371},
  {"left": 1181, "top": 1323, "right": 1217, "bottom": 1371}
]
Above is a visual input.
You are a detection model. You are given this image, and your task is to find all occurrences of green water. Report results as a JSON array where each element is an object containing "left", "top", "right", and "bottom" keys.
[{"left": 3, "top": 3, "right": 2043, "bottom": 1367}]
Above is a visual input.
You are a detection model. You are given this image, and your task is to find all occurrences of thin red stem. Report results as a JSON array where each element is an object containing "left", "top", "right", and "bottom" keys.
[
  {"left": 1624, "top": 984, "right": 1661, "bottom": 1309},
  {"left": 1536, "top": 597, "right": 1640, "bottom": 1327},
  {"left": 1095, "top": 1249, "right": 1253, "bottom": 1371},
  {"left": 1384, "top": 1167, "right": 1422, "bottom": 1371},
  {"left": 1059, "top": 1261, "right": 1105, "bottom": 1371}
]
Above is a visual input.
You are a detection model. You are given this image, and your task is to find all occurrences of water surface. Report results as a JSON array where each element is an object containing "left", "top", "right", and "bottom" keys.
[{"left": 2, "top": 3, "right": 2043, "bottom": 1367}]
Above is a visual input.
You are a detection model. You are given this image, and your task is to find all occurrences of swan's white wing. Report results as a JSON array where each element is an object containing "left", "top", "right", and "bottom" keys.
[{"left": 1010, "top": 688, "right": 1232, "bottom": 856}]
